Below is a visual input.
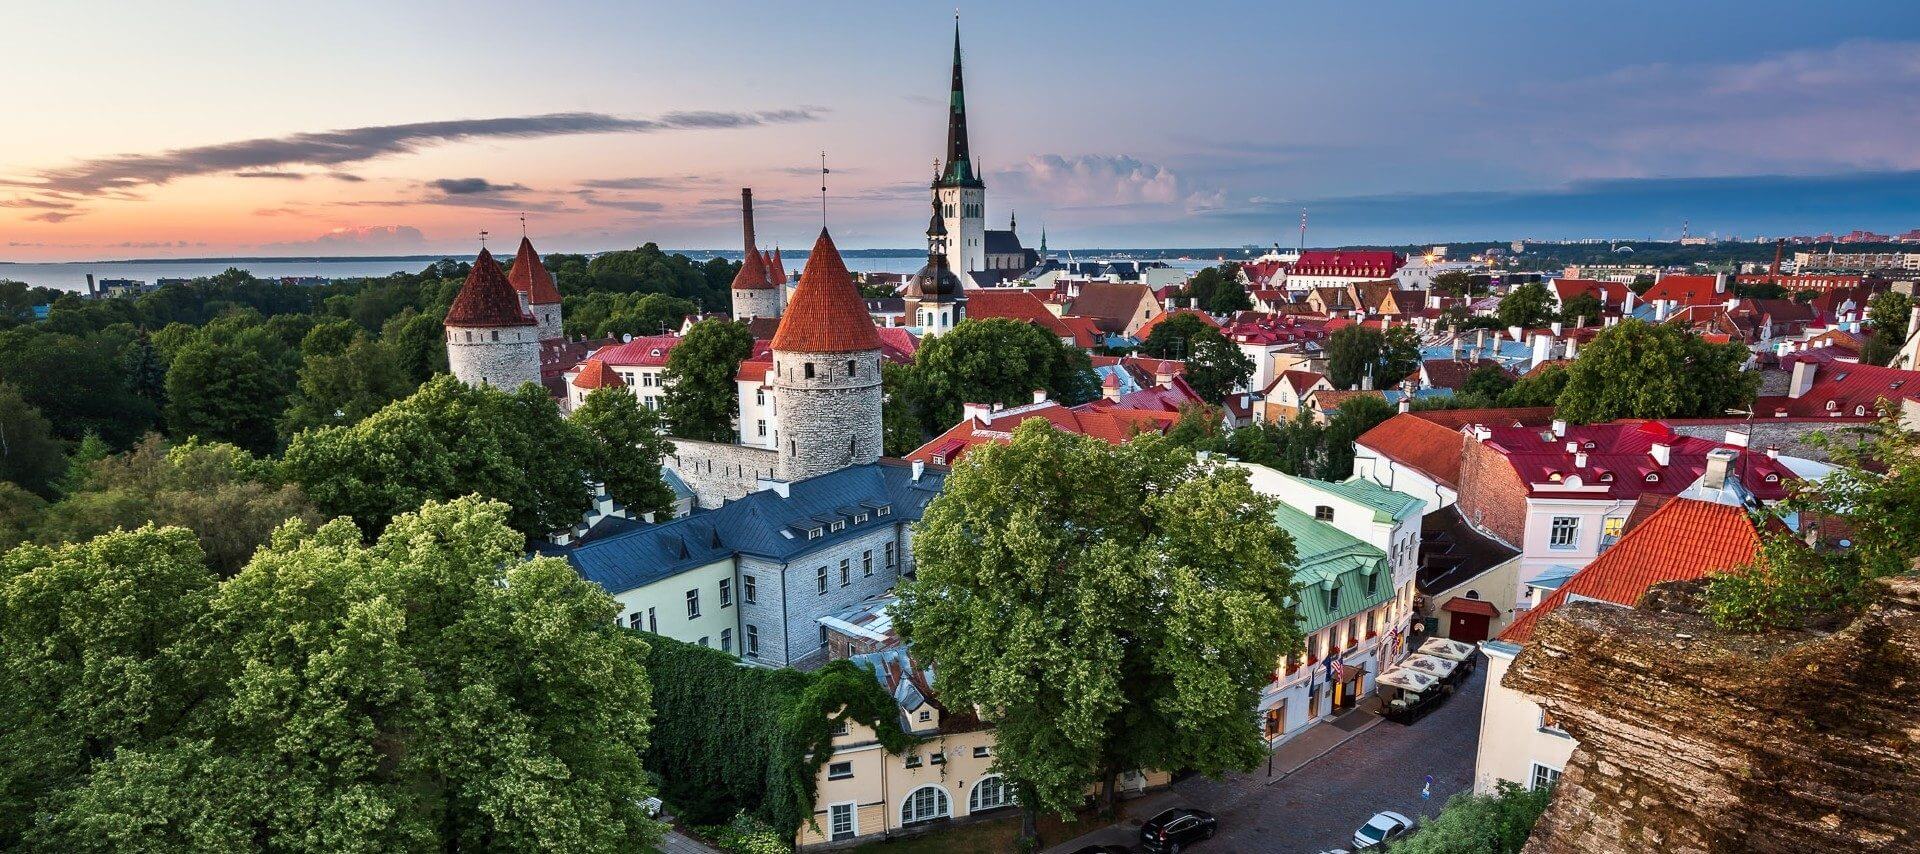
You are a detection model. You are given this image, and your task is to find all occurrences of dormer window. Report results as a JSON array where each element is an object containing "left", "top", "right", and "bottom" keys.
[
  {"left": 1599, "top": 472, "right": 1614, "bottom": 482},
  {"left": 1765, "top": 473, "right": 1780, "bottom": 483},
  {"left": 1826, "top": 400, "right": 1839, "bottom": 411},
  {"left": 1314, "top": 505, "right": 1334, "bottom": 521},
  {"left": 877, "top": 506, "right": 891, "bottom": 517},
  {"left": 808, "top": 527, "right": 823, "bottom": 540},
  {"left": 1326, "top": 587, "right": 1341, "bottom": 612},
  {"left": 1583, "top": 441, "right": 1595, "bottom": 449},
  {"left": 830, "top": 520, "right": 846, "bottom": 532},
  {"left": 1644, "top": 472, "right": 1660, "bottom": 482},
  {"left": 854, "top": 513, "right": 869, "bottom": 524},
  {"left": 1855, "top": 405, "right": 1868, "bottom": 416}
]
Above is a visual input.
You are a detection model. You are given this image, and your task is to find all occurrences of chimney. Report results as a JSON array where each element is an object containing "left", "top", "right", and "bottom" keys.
[
  {"left": 1714, "top": 272, "right": 1729, "bottom": 294},
  {"left": 1471, "top": 425, "right": 1492, "bottom": 443},
  {"left": 1474, "top": 329, "right": 1487, "bottom": 352},
  {"left": 1907, "top": 304, "right": 1920, "bottom": 340},
  {"left": 1398, "top": 396, "right": 1411, "bottom": 414},
  {"left": 1451, "top": 337, "right": 1463, "bottom": 360},
  {"left": 1564, "top": 335, "right": 1579, "bottom": 360},
  {"left": 911, "top": 460, "right": 925, "bottom": 482},
  {"left": 1575, "top": 451, "right": 1588, "bottom": 468},
  {"left": 1507, "top": 325, "right": 1524, "bottom": 343},
  {"left": 1155, "top": 363, "right": 1175, "bottom": 388},
  {"left": 1031, "top": 388, "right": 1049, "bottom": 404},
  {"left": 1622, "top": 289, "right": 1636, "bottom": 314},
  {"left": 1724, "top": 428, "right": 1750, "bottom": 448},
  {"left": 739, "top": 188, "right": 757, "bottom": 251},
  {"left": 1650, "top": 441, "right": 1671, "bottom": 466},
  {"left": 1653, "top": 300, "right": 1671, "bottom": 322},
  {"left": 1531, "top": 333, "right": 1553, "bottom": 370},
  {"left": 1765, "top": 445, "right": 1780, "bottom": 459},
  {"left": 1703, "top": 447, "right": 1738, "bottom": 490},
  {"left": 1788, "top": 359, "right": 1818, "bottom": 399},
  {"left": 1550, "top": 321, "right": 1563, "bottom": 337},
  {"left": 1552, "top": 418, "right": 1567, "bottom": 438},
  {"left": 85, "top": 273, "right": 96, "bottom": 297},
  {"left": 962, "top": 402, "right": 991, "bottom": 422}
]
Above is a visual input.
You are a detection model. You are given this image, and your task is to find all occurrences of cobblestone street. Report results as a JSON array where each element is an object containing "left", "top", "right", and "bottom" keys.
[{"left": 1047, "top": 667, "right": 1484, "bottom": 853}]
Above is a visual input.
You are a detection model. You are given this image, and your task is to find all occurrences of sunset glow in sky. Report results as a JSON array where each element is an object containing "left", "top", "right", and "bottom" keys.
[{"left": 5, "top": 0, "right": 1919, "bottom": 259}]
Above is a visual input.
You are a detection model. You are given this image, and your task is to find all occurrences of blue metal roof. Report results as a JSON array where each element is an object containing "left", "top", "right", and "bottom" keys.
[{"left": 559, "top": 462, "right": 948, "bottom": 595}]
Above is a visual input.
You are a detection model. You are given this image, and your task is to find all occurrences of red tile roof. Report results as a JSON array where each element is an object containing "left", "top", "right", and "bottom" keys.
[
  {"left": 1640, "top": 274, "right": 1724, "bottom": 306},
  {"left": 1550, "top": 278, "right": 1629, "bottom": 308},
  {"left": 587, "top": 334, "right": 682, "bottom": 367},
  {"left": 905, "top": 400, "right": 1182, "bottom": 465},
  {"left": 1057, "top": 316, "right": 1104, "bottom": 348},
  {"left": 769, "top": 247, "right": 788, "bottom": 285},
  {"left": 1292, "top": 250, "right": 1404, "bottom": 278},
  {"left": 571, "top": 359, "right": 624, "bottom": 389},
  {"left": 507, "top": 236, "right": 562, "bottom": 305},
  {"left": 1755, "top": 349, "right": 1920, "bottom": 419},
  {"left": 770, "top": 229, "right": 883, "bottom": 354},
  {"left": 1500, "top": 498, "right": 1762, "bottom": 643},
  {"left": 1478, "top": 421, "right": 1795, "bottom": 501},
  {"left": 1268, "top": 369, "right": 1328, "bottom": 396},
  {"left": 1355, "top": 408, "right": 1557, "bottom": 488},
  {"left": 1241, "top": 260, "right": 1287, "bottom": 287},
  {"left": 735, "top": 359, "right": 772, "bottom": 384},
  {"left": 445, "top": 248, "right": 536, "bottom": 328},
  {"left": 876, "top": 327, "right": 920, "bottom": 364},
  {"left": 964, "top": 289, "right": 1076, "bottom": 339}
]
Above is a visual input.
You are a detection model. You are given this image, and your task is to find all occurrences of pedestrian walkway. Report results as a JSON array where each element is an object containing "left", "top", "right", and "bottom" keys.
[{"left": 655, "top": 827, "right": 723, "bottom": 854}]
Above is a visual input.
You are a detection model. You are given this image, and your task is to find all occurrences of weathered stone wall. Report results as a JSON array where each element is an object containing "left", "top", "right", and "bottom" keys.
[
  {"left": 1457, "top": 436, "right": 1529, "bottom": 547},
  {"left": 732, "top": 288, "right": 782, "bottom": 321},
  {"left": 1507, "top": 575, "right": 1920, "bottom": 854},
  {"left": 446, "top": 325, "right": 542, "bottom": 390},
  {"left": 666, "top": 439, "right": 779, "bottom": 509},
  {"left": 773, "top": 349, "right": 883, "bottom": 482},
  {"left": 532, "top": 302, "right": 563, "bottom": 341}
]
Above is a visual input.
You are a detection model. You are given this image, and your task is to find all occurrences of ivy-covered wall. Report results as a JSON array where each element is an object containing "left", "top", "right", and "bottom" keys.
[{"left": 638, "top": 633, "right": 914, "bottom": 835}]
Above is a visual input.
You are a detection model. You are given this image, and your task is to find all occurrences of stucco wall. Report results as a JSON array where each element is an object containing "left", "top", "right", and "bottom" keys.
[
  {"left": 1474, "top": 643, "right": 1576, "bottom": 796},
  {"left": 611, "top": 558, "right": 739, "bottom": 653}
]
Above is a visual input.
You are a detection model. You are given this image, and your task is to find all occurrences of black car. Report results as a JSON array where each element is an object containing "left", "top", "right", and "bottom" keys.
[{"left": 1140, "top": 807, "right": 1218, "bottom": 852}]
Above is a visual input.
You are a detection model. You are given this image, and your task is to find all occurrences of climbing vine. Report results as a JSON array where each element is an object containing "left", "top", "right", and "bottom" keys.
[{"left": 639, "top": 634, "right": 915, "bottom": 837}]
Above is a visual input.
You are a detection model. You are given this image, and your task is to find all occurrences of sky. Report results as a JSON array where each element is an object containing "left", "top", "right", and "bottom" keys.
[{"left": 3, "top": 0, "right": 1919, "bottom": 260}]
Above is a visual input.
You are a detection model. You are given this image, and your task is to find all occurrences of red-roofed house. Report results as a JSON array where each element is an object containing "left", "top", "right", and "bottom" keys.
[
  {"left": 1640, "top": 273, "right": 1729, "bottom": 319},
  {"left": 1476, "top": 495, "right": 1763, "bottom": 796},
  {"left": 566, "top": 359, "right": 624, "bottom": 410},
  {"left": 906, "top": 397, "right": 1183, "bottom": 466},
  {"left": 1757, "top": 349, "right": 1920, "bottom": 419},
  {"left": 1548, "top": 278, "right": 1631, "bottom": 317},
  {"left": 1287, "top": 250, "right": 1406, "bottom": 291},
  {"left": 567, "top": 334, "right": 682, "bottom": 410},
  {"left": 964, "top": 288, "right": 1085, "bottom": 345},
  {"left": 1261, "top": 370, "right": 1332, "bottom": 422}
]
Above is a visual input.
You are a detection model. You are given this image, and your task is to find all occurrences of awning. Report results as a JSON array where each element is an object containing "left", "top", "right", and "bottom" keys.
[
  {"left": 1442, "top": 597, "right": 1500, "bottom": 618},
  {"left": 1417, "top": 637, "right": 1478, "bottom": 662},
  {"left": 1377, "top": 667, "right": 1438, "bottom": 693},
  {"left": 1399, "top": 653, "right": 1458, "bottom": 679}
]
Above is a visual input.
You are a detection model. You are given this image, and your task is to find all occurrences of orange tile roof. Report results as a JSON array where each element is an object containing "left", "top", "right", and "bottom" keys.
[
  {"left": 1500, "top": 498, "right": 1761, "bottom": 643},
  {"left": 770, "top": 247, "right": 788, "bottom": 285},
  {"left": 571, "top": 359, "right": 624, "bottom": 389},
  {"left": 962, "top": 289, "right": 1075, "bottom": 338},
  {"left": 507, "top": 236, "right": 563, "bottom": 305},
  {"left": 905, "top": 401, "right": 1181, "bottom": 464},
  {"left": 1354, "top": 407, "right": 1557, "bottom": 487},
  {"left": 445, "top": 248, "right": 536, "bottom": 328},
  {"left": 770, "top": 229, "right": 883, "bottom": 354},
  {"left": 1641, "top": 274, "right": 1723, "bottom": 306},
  {"left": 732, "top": 243, "right": 774, "bottom": 290}
]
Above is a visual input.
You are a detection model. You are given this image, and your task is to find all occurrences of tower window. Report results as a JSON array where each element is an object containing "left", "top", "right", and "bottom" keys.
[
  {"left": 804, "top": 363, "right": 815, "bottom": 379},
  {"left": 847, "top": 360, "right": 856, "bottom": 377},
  {"left": 490, "top": 330, "right": 499, "bottom": 341}
]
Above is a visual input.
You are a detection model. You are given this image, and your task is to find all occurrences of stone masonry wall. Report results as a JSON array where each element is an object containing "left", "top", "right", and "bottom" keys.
[
  {"left": 446, "top": 326, "right": 542, "bottom": 391},
  {"left": 666, "top": 439, "right": 779, "bottom": 509},
  {"left": 733, "top": 288, "right": 782, "bottom": 321},
  {"left": 1668, "top": 420, "right": 1874, "bottom": 465},
  {"left": 774, "top": 349, "right": 883, "bottom": 482},
  {"left": 1506, "top": 575, "right": 1920, "bottom": 854}
]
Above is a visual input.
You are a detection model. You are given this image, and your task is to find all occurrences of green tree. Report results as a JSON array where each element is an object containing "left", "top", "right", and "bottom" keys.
[
  {"left": 1179, "top": 264, "right": 1241, "bottom": 312},
  {"left": 0, "top": 483, "right": 44, "bottom": 550},
  {"left": 573, "top": 387, "right": 675, "bottom": 518},
  {"left": 1706, "top": 414, "right": 1920, "bottom": 631},
  {"left": 121, "top": 331, "right": 168, "bottom": 413},
  {"left": 164, "top": 338, "right": 286, "bottom": 454},
  {"left": 1859, "top": 291, "right": 1913, "bottom": 366},
  {"left": 1554, "top": 320, "right": 1757, "bottom": 423},
  {"left": 1381, "top": 324, "right": 1423, "bottom": 387},
  {"left": 1557, "top": 292, "right": 1603, "bottom": 326},
  {"left": 1327, "top": 325, "right": 1386, "bottom": 390},
  {"left": 1463, "top": 365, "right": 1516, "bottom": 400},
  {"left": 1496, "top": 282, "right": 1554, "bottom": 330},
  {"left": 0, "top": 497, "right": 659, "bottom": 852},
  {"left": 1317, "top": 395, "right": 1396, "bottom": 480},
  {"left": 0, "top": 329, "right": 158, "bottom": 445},
  {"left": 1388, "top": 780, "right": 1553, "bottom": 854},
  {"left": 1500, "top": 364, "right": 1570, "bottom": 408},
  {"left": 1138, "top": 312, "right": 1216, "bottom": 359},
  {"left": 0, "top": 384, "right": 66, "bottom": 497},
  {"left": 380, "top": 309, "right": 450, "bottom": 384},
  {"left": 279, "top": 333, "right": 416, "bottom": 437},
  {"left": 881, "top": 361, "right": 932, "bottom": 457},
  {"left": 1431, "top": 271, "right": 1475, "bottom": 297},
  {"left": 894, "top": 422, "right": 1302, "bottom": 848},
  {"left": 661, "top": 318, "right": 756, "bottom": 442},
  {"left": 283, "top": 376, "right": 593, "bottom": 537},
  {"left": 1182, "top": 330, "right": 1255, "bottom": 402},
  {"left": 911, "top": 318, "right": 1099, "bottom": 433},
  {"left": 35, "top": 436, "right": 319, "bottom": 576},
  {"left": 298, "top": 318, "right": 360, "bottom": 358},
  {"left": 51, "top": 432, "right": 109, "bottom": 498}
]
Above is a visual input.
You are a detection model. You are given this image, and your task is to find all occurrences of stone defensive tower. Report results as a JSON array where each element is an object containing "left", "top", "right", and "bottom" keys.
[
  {"left": 730, "top": 188, "right": 783, "bottom": 320},
  {"left": 770, "top": 228, "right": 884, "bottom": 482},
  {"left": 444, "top": 247, "right": 542, "bottom": 390},
  {"left": 507, "top": 235, "right": 564, "bottom": 340}
]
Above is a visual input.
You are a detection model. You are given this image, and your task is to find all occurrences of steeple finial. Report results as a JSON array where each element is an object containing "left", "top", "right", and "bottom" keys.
[
  {"left": 819, "top": 151, "right": 830, "bottom": 227},
  {"left": 519, "top": 213, "right": 526, "bottom": 237},
  {"left": 479, "top": 230, "right": 488, "bottom": 249}
]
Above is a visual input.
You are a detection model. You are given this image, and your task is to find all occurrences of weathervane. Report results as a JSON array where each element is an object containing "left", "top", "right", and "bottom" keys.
[
  {"left": 519, "top": 213, "right": 527, "bottom": 237},
  {"left": 820, "top": 150, "right": 830, "bottom": 227},
  {"left": 479, "top": 230, "right": 489, "bottom": 249}
]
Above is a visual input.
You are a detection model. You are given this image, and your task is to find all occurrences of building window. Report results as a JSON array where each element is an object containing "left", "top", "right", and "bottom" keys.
[
  {"left": 1549, "top": 517, "right": 1579, "bottom": 550},
  {"left": 832, "top": 719, "right": 849, "bottom": 737},
  {"left": 686, "top": 589, "right": 700, "bottom": 619},
  {"left": 817, "top": 566, "right": 828, "bottom": 594},
  {"left": 1530, "top": 763, "right": 1562, "bottom": 791},
  {"left": 804, "top": 363, "right": 815, "bottom": 379},
  {"left": 863, "top": 550, "right": 873, "bottom": 576},
  {"left": 627, "top": 612, "right": 644, "bottom": 629},
  {"left": 877, "top": 505, "right": 891, "bottom": 517},
  {"left": 904, "top": 754, "right": 922, "bottom": 768},
  {"left": 846, "top": 359, "right": 857, "bottom": 377},
  {"left": 807, "top": 527, "right": 822, "bottom": 540},
  {"left": 756, "top": 389, "right": 765, "bottom": 406},
  {"left": 831, "top": 520, "right": 846, "bottom": 532},
  {"left": 885, "top": 542, "right": 897, "bottom": 566},
  {"left": 697, "top": 636, "right": 709, "bottom": 647},
  {"left": 721, "top": 628, "right": 732, "bottom": 653},
  {"left": 929, "top": 751, "right": 945, "bottom": 765},
  {"left": 1314, "top": 505, "right": 1335, "bottom": 521},
  {"left": 901, "top": 787, "right": 951, "bottom": 825},
  {"left": 647, "top": 608, "right": 657, "bottom": 633},
  {"left": 747, "top": 625, "right": 760, "bottom": 657},
  {"left": 1327, "top": 586, "right": 1341, "bottom": 613},
  {"left": 829, "top": 803, "right": 856, "bottom": 841},
  {"left": 743, "top": 575, "right": 757, "bottom": 604},
  {"left": 819, "top": 625, "right": 829, "bottom": 647},
  {"left": 827, "top": 762, "right": 853, "bottom": 780},
  {"left": 1540, "top": 710, "right": 1568, "bottom": 735},
  {"left": 839, "top": 559, "right": 851, "bottom": 586},
  {"left": 1601, "top": 516, "right": 1625, "bottom": 548},
  {"left": 917, "top": 709, "right": 932, "bottom": 723},
  {"left": 973, "top": 746, "right": 991, "bottom": 758},
  {"left": 756, "top": 419, "right": 767, "bottom": 437},
  {"left": 1366, "top": 571, "right": 1379, "bottom": 596},
  {"left": 970, "top": 776, "right": 1012, "bottom": 813},
  {"left": 720, "top": 579, "right": 733, "bottom": 608}
]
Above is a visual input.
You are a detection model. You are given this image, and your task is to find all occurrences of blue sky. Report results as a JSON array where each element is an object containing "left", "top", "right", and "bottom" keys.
[{"left": 3, "top": 0, "right": 1918, "bottom": 257}]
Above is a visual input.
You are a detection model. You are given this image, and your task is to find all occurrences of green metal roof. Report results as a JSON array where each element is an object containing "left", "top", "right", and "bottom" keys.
[
  {"left": 1271, "top": 503, "right": 1393, "bottom": 631},
  {"left": 1293, "top": 475, "right": 1423, "bottom": 524}
]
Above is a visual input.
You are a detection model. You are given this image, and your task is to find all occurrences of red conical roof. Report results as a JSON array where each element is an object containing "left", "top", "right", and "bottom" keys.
[
  {"left": 507, "top": 236, "right": 562, "bottom": 304},
  {"left": 571, "top": 359, "right": 624, "bottom": 389},
  {"left": 771, "top": 229, "right": 883, "bottom": 354},
  {"left": 770, "top": 247, "right": 788, "bottom": 284},
  {"left": 445, "top": 248, "right": 536, "bottom": 328},
  {"left": 731, "top": 243, "right": 773, "bottom": 291}
]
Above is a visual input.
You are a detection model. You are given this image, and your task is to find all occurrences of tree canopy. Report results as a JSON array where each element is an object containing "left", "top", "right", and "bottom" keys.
[
  {"left": 894, "top": 421, "right": 1302, "bottom": 848},
  {"left": 901, "top": 318, "right": 1099, "bottom": 436},
  {"left": 660, "top": 318, "right": 756, "bottom": 443},
  {"left": 572, "top": 387, "right": 676, "bottom": 518},
  {"left": 1496, "top": 282, "right": 1555, "bottom": 330},
  {"left": 1553, "top": 320, "right": 1757, "bottom": 423},
  {"left": 1858, "top": 290, "right": 1913, "bottom": 366},
  {"left": 1389, "top": 780, "right": 1553, "bottom": 854},
  {"left": 1181, "top": 330, "right": 1256, "bottom": 403},
  {"left": 0, "top": 496, "right": 658, "bottom": 852},
  {"left": 1179, "top": 264, "right": 1248, "bottom": 314},
  {"left": 1137, "top": 312, "right": 1216, "bottom": 360},
  {"left": 1327, "top": 326, "right": 1385, "bottom": 390},
  {"left": 0, "top": 384, "right": 65, "bottom": 497}
]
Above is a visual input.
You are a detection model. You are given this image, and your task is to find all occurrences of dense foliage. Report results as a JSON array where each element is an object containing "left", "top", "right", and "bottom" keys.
[
  {"left": 1327, "top": 325, "right": 1421, "bottom": 391},
  {"left": 1858, "top": 290, "right": 1913, "bottom": 366},
  {"left": 639, "top": 634, "right": 913, "bottom": 836},
  {"left": 894, "top": 421, "right": 1302, "bottom": 848},
  {"left": 1707, "top": 415, "right": 1920, "bottom": 630},
  {"left": 889, "top": 318, "right": 1100, "bottom": 441},
  {"left": 661, "top": 318, "right": 757, "bottom": 442},
  {"left": 1388, "top": 780, "right": 1553, "bottom": 854},
  {"left": 1553, "top": 320, "right": 1757, "bottom": 423},
  {"left": 1496, "top": 282, "right": 1554, "bottom": 330},
  {"left": 1179, "top": 264, "right": 1249, "bottom": 314},
  {"left": 0, "top": 497, "right": 658, "bottom": 852}
]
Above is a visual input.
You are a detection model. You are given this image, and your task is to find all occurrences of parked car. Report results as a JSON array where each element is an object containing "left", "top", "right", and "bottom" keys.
[
  {"left": 1140, "top": 807, "right": 1218, "bottom": 852},
  {"left": 1351, "top": 810, "right": 1413, "bottom": 848}
]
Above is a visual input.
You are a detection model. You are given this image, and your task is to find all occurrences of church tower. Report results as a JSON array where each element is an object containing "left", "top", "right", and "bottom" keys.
[
  {"left": 730, "top": 188, "right": 783, "bottom": 320},
  {"left": 770, "top": 228, "right": 884, "bottom": 481},
  {"left": 935, "top": 18, "right": 985, "bottom": 276},
  {"left": 902, "top": 196, "right": 966, "bottom": 335},
  {"left": 507, "top": 235, "right": 564, "bottom": 340},
  {"left": 445, "top": 247, "right": 542, "bottom": 390}
]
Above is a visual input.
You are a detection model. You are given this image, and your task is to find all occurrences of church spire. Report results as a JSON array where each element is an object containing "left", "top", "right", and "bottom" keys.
[{"left": 937, "top": 16, "right": 982, "bottom": 189}]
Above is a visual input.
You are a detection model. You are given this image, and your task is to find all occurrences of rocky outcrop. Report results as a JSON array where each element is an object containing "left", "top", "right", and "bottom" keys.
[{"left": 1506, "top": 575, "right": 1920, "bottom": 854}]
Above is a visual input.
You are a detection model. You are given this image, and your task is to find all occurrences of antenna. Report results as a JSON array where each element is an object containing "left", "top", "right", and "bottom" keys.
[
  {"left": 819, "top": 150, "right": 830, "bottom": 227},
  {"left": 1298, "top": 209, "right": 1308, "bottom": 254},
  {"left": 479, "top": 230, "right": 489, "bottom": 249}
]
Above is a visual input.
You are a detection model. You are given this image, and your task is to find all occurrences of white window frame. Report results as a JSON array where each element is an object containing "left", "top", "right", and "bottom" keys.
[
  {"left": 968, "top": 775, "right": 1012, "bottom": 813},
  {"left": 900, "top": 785, "right": 951, "bottom": 826},
  {"left": 743, "top": 575, "right": 757, "bottom": 604},
  {"left": 1548, "top": 516, "right": 1580, "bottom": 550},
  {"left": 746, "top": 625, "right": 759, "bottom": 657},
  {"left": 686, "top": 589, "right": 701, "bottom": 619},
  {"left": 719, "top": 578, "right": 733, "bottom": 608},
  {"left": 828, "top": 801, "right": 857, "bottom": 841},
  {"left": 827, "top": 761, "right": 853, "bottom": 780},
  {"left": 1530, "top": 762, "right": 1562, "bottom": 791}
]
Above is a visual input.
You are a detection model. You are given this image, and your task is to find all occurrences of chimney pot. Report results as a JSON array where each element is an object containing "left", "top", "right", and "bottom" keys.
[
  {"left": 1575, "top": 451, "right": 1588, "bottom": 468},
  {"left": 1651, "top": 441, "right": 1672, "bottom": 466},
  {"left": 911, "top": 460, "right": 925, "bottom": 482},
  {"left": 1703, "top": 447, "right": 1738, "bottom": 490},
  {"left": 1788, "top": 359, "right": 1818, "bottom": 399},
  {"left": 1032, "top": 388, "right": 1048, "bottom": 404},
  {"left": 1552, "top": 419, "right": 1567, "bottom": 438}
]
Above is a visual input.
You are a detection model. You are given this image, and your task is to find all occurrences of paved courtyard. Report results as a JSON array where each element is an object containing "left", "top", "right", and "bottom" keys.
[{"left": 1046, "top": 666, "right": 1485, "bottom": 853}]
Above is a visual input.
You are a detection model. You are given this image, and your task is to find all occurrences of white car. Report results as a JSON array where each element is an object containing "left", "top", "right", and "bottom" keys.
[{"left": 1351, "top": 810, "right": 1413, "bottom": 848}]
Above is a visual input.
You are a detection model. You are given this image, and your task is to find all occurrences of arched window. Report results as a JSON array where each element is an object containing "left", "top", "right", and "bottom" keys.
[
  {"left": 969, "top": 776, "right": 1012, "bottom": 813},
  {"left": 901, "top": 785, "right": 950, "bottom": 825},
  {"left": 1855, "top": 405, "right": 1867, "bottom": 416}
]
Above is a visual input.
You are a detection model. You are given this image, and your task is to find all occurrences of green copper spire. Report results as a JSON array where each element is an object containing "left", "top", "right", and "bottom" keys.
[{"left": 938, "top": 16, "right": 983, "bottom": 189}]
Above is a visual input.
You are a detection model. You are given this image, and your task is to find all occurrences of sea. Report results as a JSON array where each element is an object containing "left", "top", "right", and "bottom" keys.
[{"left": 0, "top": 253, "right": 1222, "bottom": 293}]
